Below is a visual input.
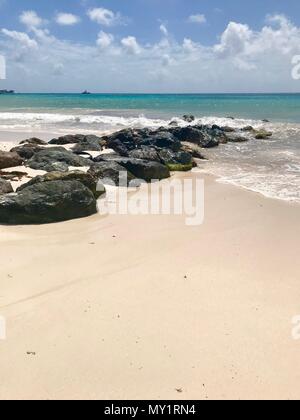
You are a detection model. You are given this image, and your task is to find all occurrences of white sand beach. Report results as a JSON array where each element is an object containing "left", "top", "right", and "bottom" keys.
[{"left": 0, "top": 134, "right": 300, "bottom": 400}]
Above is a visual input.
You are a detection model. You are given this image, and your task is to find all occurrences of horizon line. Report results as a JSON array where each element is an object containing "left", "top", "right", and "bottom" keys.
[{"left": 2, "top": 92, "right": 300, "bottom": 95}]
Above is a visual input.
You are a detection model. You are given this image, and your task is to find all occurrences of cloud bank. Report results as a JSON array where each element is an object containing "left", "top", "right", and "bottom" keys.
[{"left": 1, "top": 10, "right": 300, "bottom": 92}]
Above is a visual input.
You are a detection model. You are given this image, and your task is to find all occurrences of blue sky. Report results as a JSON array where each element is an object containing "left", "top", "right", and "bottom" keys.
[{"left": 0, "top": 0, "right": 300, "bottom": 92}]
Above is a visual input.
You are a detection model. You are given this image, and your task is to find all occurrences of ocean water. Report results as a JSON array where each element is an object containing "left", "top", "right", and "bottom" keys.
[{"left": 0, "top": 93, "right": 299, "bottom": 203}]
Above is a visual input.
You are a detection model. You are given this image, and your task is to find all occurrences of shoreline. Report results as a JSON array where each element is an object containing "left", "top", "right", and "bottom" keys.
[{"left": 0, "top": 171, "right": 300, "bottom": 399}]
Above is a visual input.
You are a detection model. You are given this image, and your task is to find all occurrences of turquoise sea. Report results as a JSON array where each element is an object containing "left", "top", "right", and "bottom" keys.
[
  {"left": 0, "top": 93, "right": 299, "bottom": 202},
  {"left": 1, "top": 93, "right": 300, "bottom": 122}
]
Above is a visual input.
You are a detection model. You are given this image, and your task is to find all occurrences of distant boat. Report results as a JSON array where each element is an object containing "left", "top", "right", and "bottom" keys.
[
  {"left": 0, "top": 89, "right": 15, "bottom": 94},
  {"left": 81, "top": 90, "right": 91, "bottom": 95}
]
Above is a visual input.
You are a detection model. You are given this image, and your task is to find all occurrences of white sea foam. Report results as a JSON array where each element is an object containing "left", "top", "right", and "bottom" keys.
[{"left": 0, "top": 111, "right": 170, "bottom": 133}]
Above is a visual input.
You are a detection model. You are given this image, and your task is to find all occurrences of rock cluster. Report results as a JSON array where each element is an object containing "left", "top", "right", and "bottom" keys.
[{"left": 0, "top": 118, "right": 271, "bottom": 224}]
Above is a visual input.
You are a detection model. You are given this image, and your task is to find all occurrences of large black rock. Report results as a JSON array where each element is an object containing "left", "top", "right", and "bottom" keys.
[
  {"left": 0, "top": 180, "right": 97, "bottom": 225},
  {"left": 170, "top": 126, "right": 222, "bottom": 148},
  {"left": 114, "top": 158, "right": 170, "bottom": 183},
  {"left": 128, "top": 147, "right": 160, "bottom": 162},
  {"left": 26, "top": 148, "right": 90, "bottom": 172},
  {"left": 88, "top": 161, "right": 137, "bottom": 187},
  {"left": 49, "top": 134, "right": 86, "bottom": 145},
  {"left": 141, "top": 131, "right": 181, "bottom": 151},
  {"left": 105, "top": 139, "right": 129, "bottom": 156},
  {"left": 158, "top": 149, "right": 192, "bottom": 165},
  {"left": 170, "top": 126, "right": 204, "bottom": 143},
  {"left": 17, "top": 170, "right": 105, "bottom": 199},
  {"left": 103, "top": 129, "right": 148, "bottom": 155},
  {"left": 11, "top": 144, "right": 45, "bottom": 160},
  {"left": 180, "top": 142, "right": 206, "bottom": 159},
  {"left": 72, "top": 135, "right": 103, "bottom": 153}
]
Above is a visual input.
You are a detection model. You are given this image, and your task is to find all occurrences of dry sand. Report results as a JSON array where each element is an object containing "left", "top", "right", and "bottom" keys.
[{"left": 0, "top": 157, "right": 300, "bottom": 400}]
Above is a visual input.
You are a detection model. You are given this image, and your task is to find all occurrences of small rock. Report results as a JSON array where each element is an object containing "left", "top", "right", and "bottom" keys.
[
  {"left": 182, "top": 115, "right": 195, "bottom": 123},
  {"left": 0, "top": 178, "right": 13, "bottom": 195},
  {"left": 254, "top": 129, "right": 273, "bottom": 140},
  {"left": 19, "top": 137, "right": 47, "bottom": 146}
]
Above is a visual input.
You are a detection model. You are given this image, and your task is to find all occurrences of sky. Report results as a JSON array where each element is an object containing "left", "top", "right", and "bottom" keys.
[{"left": 0, "top": 0, "right": 300, "bottom": 93}]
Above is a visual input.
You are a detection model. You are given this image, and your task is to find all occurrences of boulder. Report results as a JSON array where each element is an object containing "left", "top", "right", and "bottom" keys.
[
  {"left": 72, "top": 135, "right": 102, "bottom": 153},
  {"left": 141, "top": 132, "right": 181, "bottom": 151},
  {"left": 11, "top": 144, "right": 45, "bottom": 160},
  {"left": 160, "top": 151, "right": 194, "bottom": 171},
  {"left": 180, "top": 142, "right": 206, "bottom": 159},
  {"left": 170, "top": 126, "right": 203, "bottom": 143},
  {"left": 241, "top": 126, "right": 254, "bottom": 132},
  {"left": 0, "top": 180, "right": 97, "bottom": 225},
  {"left": 128, "top": 147, "right": 160, "bottom": 162},
  {"left": 208, "top": 126, "right": 228, "bottom": 144},
  {"left": 19, "top": 137, "right": 47, "bottom": 146},
  {"left": 0, "top": 179, "right": 13, "bottom": 195},
  {"left": 106, "top": 138, "right": 129, "bottom": 156},
  {"left": 114, "top": 158, "right": 170, "bottom": 182},
  {"left": 48, "top": 134, "right": 86, "bottom": 145},
  {"left": 104, "top": 128, "right": 182, "bottom": 154},
  {"left": 26, "top": 148, "right": 90, "bottom": 172},
  {"left": 17, "top": 170, "right": 104, "bottom": 199},
  {"left": 171, "top": 127, "right": 219, "bottom": 148},
  {"left": 0, "top": 151, "right": 24, "bottom": 169},
  {"left": 88, "top": 161, "right": 136, "bottom": 187},
  {"left": 93, "top": 151, "right": 120, "bottom": 162},
  {"left": 226, "top": 134, "right": 249, "bottom": 143},
  {"left": 104, "top": 129, "right": 148, "bottom": 154},
  {"left": 254, "top": 130, "right": 273, "bottom": 140},
  {"left": 158, "top": 149, "right": 192, "bottom": 166}
]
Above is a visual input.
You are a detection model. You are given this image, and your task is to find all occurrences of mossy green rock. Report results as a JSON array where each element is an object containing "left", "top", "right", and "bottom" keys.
[
  {"left": 167, "top": 163, "right": 194, "bottom": 172},
  {"left": 254, "top": 130, "right": 273, "bottom": 140}
]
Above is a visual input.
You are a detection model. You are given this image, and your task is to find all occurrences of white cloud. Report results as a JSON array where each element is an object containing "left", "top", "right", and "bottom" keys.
[
  {"left": 121, "top": 36, "right": 141, "bottom": 55},
  {"left": 160, "top": 24, "right": 168, "bottom": 37},
  {"left": 1, "top": 29, "right": 38, "bottom": 49},
  {"left": 97, "top": 31, "right": 114, "bottom": 49},
  {"left": 87, "top": 8, "right": 122, "bottom": 26},
  {"left": 56, "top": 13, "right": 80, "bottom": 26},
  {"left": 266, "top": 14, "right": 290, "bottom": 28},
  {"left": 214, "top": 22, "right": 252, "bottom": 57},
  {"left": 19, "top": 11, "right": 44, "bottom": 28},
  {"left": 188, "top": 14, "right": 206, "bottom": 24},
  {"left": 2, "top": 13, "right": 300, "bottom": 93},
  {"left": 183, "top": 38, "right": 198, "bottom": 53}
]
